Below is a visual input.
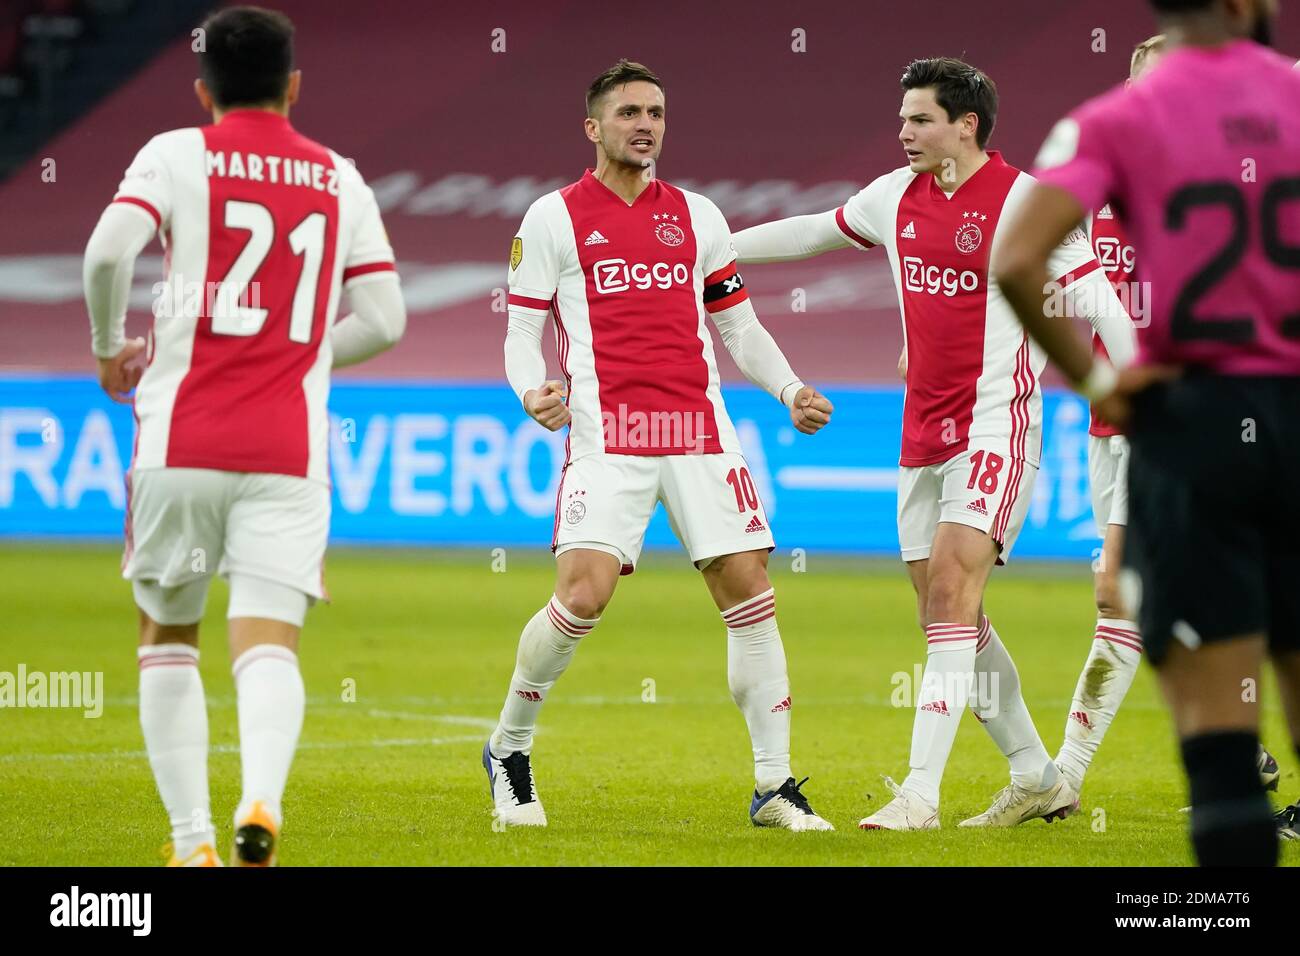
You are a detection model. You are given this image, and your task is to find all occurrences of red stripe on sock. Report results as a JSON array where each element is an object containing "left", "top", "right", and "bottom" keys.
[
  {"left": 725, "top": 599, "right": 776, "bottom": 625},
  {"left": 138, "top": 656, "right": 198, "bottom": 670},
  {"left": 727, "top": 607, "right": 777, "bottom": 629},
  {"left": 1096, "top": 633, "right": 1144, "bottom": 654},
  {"left": 723, "top": 590, "right": 775, "bottom": 621},
  {"left": 546, "top": 604, "right": 585, "bottom": 637}
]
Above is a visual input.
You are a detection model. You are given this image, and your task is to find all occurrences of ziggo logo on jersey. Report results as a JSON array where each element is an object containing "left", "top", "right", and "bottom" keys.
[
  {"left": 592, "top": 258, "right": 691, "bottom": 294},
  {"left": 902, "top": 256, "right": 980, "bottom": 297}
]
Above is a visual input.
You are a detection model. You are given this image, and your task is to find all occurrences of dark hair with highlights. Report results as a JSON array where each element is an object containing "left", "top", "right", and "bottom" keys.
[
  {"left": 585, "top": 59, "right": 663, "bottom": 118},
  {"left": 198, "top": 6, "right": 295, "bottom": 109},
  {"left": 900, "top": 57, "right": 998, "bottom": 149}
]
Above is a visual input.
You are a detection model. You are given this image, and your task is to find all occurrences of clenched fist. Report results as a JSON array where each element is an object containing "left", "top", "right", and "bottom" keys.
[
  {"left": 790, "top": 385, "right": 833, "bottom": 435},
  {"left": 97, "top": 337, "right": 147, "bottom": 404},
  {"left": 524, "top": 380, "right": 571, "bottom": 431}
]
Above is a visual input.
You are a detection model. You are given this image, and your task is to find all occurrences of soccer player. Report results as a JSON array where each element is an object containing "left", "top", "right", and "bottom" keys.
[
  {"left": 734, "top": 58, "right": 1135, "bottom": 829},
  {"left": 996, "top": 0, "right": 1300, "bottom": 866},
  {"left": 83, "top": 6, "right": 405, "bottom": 866},
  {"left": 1053, "top": 36, "right": 1160, "bottom": 798},
  {"left": 1054, "top": 33, "right": 1284, "bottom": 800},
  {"left": 486, "top": 60, "right": 836, "bottom": 831}
]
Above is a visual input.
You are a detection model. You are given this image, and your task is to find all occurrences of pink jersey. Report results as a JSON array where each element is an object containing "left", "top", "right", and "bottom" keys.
[
  {"left": 1087, "top": 204, "right": 1137, "bottom": 437},
  {"left": 836, "top": 151, "right": 1098, "bottom": 467},
  {"left": 110, "top": 110, "right": 396, "bottom": 483},
  {"left": 507, "top": 170, "right": 748, "bottom": 461},
  {"left": 1035, "top": 40, "right": 1300, "bottom": 377}
]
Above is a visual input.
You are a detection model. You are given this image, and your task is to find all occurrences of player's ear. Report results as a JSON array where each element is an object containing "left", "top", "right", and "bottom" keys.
[
  {"left": 583, "top": 115, "right": 601, "bottom": 145},
  {"left": 194, "top": 78, "right": 214, "bottom": 115},
  {"left": 285, "top": 70, "right": 302, "bottom": 108}
]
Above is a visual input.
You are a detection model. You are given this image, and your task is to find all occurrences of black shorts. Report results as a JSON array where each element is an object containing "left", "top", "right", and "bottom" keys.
[{"left": 1125, "top": 375, "right": 1300, "bottom": 666}]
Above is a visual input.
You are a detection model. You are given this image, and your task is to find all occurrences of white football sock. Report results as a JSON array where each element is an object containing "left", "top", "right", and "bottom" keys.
[
  {"left": 490, "top": 596, "right": 596, "bottom": 756},
  {"left": 722, "top": 589, "right": 792, "bottom": 793},
  {"left": 232, "top": 644, "right": 304, "bottom": 828},
  {"left": 1056, "top": 619, "right": 1143, "bottom": 791},
  {"left": 901, "top": 623, "right": 978, "bottom": 807},
  {"left": 139, "top": 643, "right": 213, "bottom": 857},
  {"left": 972, "top": 616, "right": 1059, "bottom": 791}
]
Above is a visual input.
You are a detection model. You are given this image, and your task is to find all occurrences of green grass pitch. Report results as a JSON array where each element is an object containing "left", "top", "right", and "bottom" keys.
[{"left": 1, "top": 544, "right": 1295, "bottom": 866}]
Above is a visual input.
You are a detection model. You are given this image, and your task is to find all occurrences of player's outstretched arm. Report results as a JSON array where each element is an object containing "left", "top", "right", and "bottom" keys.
[
  {"left": 331, "top": 274, "right": 406, "bottom": 367},
  {"left": 1062, "top": 267, "right": 1136, "bottom": 369},
  {"left": 996, "top": 184, "right": 1115, "bottom": 387},
  {"left": 83, "top": 203, "right": 155, "bottom": 402},
  {"left": 708, "top": 295, "right": 832, "bottom": 434},
  {"left": 732, "top": 210, "right": 852, "bottom": 264},
  {"left": 995, "top": 182, "right": 1172, "bottom": 425}
]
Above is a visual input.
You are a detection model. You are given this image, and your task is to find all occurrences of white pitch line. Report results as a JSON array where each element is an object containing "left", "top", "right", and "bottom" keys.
[
  {"left": 365, "top": 710, "right": 496, "bottom": 728},
  {"left": 0, "top": 734, "right": 484, "bottom": 764}
]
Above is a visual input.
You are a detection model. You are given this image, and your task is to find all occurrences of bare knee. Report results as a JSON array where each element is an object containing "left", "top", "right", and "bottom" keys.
[
  {"left": 702, "top": 550, "right": 772, "bottom": 611},
  {"left": 924, "top": 565, "right": 979, "bottom": 626},
  {"left": 554, "top": 579, "right": 613, "bottom": 620},
  {"left": 138, "top": 610, "right": 199, "bottom": 648},
  {"left": 1093, "top": 568, "right": 1127, "bottom": 620}
]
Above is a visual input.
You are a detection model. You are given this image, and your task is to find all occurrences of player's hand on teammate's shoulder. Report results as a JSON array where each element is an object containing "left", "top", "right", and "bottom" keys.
[
  {"left": 790, "top": 385, "right": 833, "bottom": 435},
  {"left": 524, "top": 380, "right": 571, "bottom": 431},
  {"left": 1093, "top": 363, "right": 1179, "bottom": 427},
  {"left": 96, "top": 337, "right": 146, "bottom": 404}
]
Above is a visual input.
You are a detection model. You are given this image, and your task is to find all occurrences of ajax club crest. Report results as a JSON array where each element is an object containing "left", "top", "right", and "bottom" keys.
[
  {"left": 652, "top": 212, "right": 685, "bottom": 247},
  {"left": 955, "top": 210, "right": 987, "bottom": 255},
  {"left": 565, "top": 488, "right": 587, "bottom": 525}
]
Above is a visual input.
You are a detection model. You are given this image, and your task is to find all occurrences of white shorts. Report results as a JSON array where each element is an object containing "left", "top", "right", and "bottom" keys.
[
  {"left": 1088, "top": 434, "right": 1130, "bottom": 535},
  {"left": 897, "top": 445, "right": 1037, "bottom": 565},
  {"left": 553, "top": 452, "right": 775, "bottom": 573},
  {"left": 123, "top": 467, "right": 330, "bottom": 623}
]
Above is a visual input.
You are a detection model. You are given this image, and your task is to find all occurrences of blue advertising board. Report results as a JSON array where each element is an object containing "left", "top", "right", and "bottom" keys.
[{"left": 0, "top": 376, "right": 1103, "bottom": 561}]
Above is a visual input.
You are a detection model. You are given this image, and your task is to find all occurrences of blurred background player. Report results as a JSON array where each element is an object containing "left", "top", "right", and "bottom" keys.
[
  {"left": 83, "top": 6, "right": 405, "bottom": 866},
  {"left": 486, "top": 60, "right": 836, "bottom": 831},
  {"left": 997, "top": 0, "right": 1300, "bottom": 866},
  {"left": 734, "top": 57, "right": 1135, "bottom": 830},
  {"left": 1053, "top": 32, "right": 1283, "bottom": 802}
]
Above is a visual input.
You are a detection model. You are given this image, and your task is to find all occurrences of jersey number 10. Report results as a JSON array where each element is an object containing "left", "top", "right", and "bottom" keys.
[{"left": 211, "top": 199, "right": 326, "bottom": 344}]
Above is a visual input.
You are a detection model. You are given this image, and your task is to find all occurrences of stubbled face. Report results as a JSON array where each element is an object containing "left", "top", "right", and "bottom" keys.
[
  {"left": 898, "top": 87, "right": 971, "bottom": 175},
  {"left": 589, "top": 80, "right": 665, "bottom": 168}
]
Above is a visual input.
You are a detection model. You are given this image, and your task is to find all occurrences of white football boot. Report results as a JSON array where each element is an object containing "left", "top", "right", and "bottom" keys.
[
  {"left": 959, "top": 774, "right": 1079, "bottom": 827},
  {"left": 858, "top": 776, "right": 939, "bottom": 831},
  {"left": 750, "top": 776, "right": 835, "bottom": 831},
  {"left": 483, "top": 741, "right": 547, "bottom": 827}
]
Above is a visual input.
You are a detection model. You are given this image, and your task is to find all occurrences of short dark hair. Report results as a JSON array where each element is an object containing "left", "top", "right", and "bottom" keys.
[
  {"left": 585, "top": 59, "right": 663, "bottom": 118},
  {"left": 900, "top": 57, "right": 998, "bottom": 149},
  {"left": 198, "top": 6, "right": 295, "bottom": 109}
]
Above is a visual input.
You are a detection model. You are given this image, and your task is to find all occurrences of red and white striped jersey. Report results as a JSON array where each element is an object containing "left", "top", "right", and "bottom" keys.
[
  {"left": 1086, "top": 204, "right": 1136, "bottom": 437},
  {"left": 507, "top": 170, "right": 748, "bottom": 461},
  {"left": 836, "top": 151, "right": 1098, "bottom": 467},
  {"left": 110, "top": 109, "right": 396, "bottom": 484}
]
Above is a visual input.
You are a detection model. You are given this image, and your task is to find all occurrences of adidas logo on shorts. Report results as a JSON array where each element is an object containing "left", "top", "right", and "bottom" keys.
[
  {"left": 920, "top": 699, "right": 950, "bottom": 716},
  {"left": 744, "top": 515, "right": 766, "bottom": 533},
  {"left": 966, "top": 497, "right": 989, "bottom": 516}
]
